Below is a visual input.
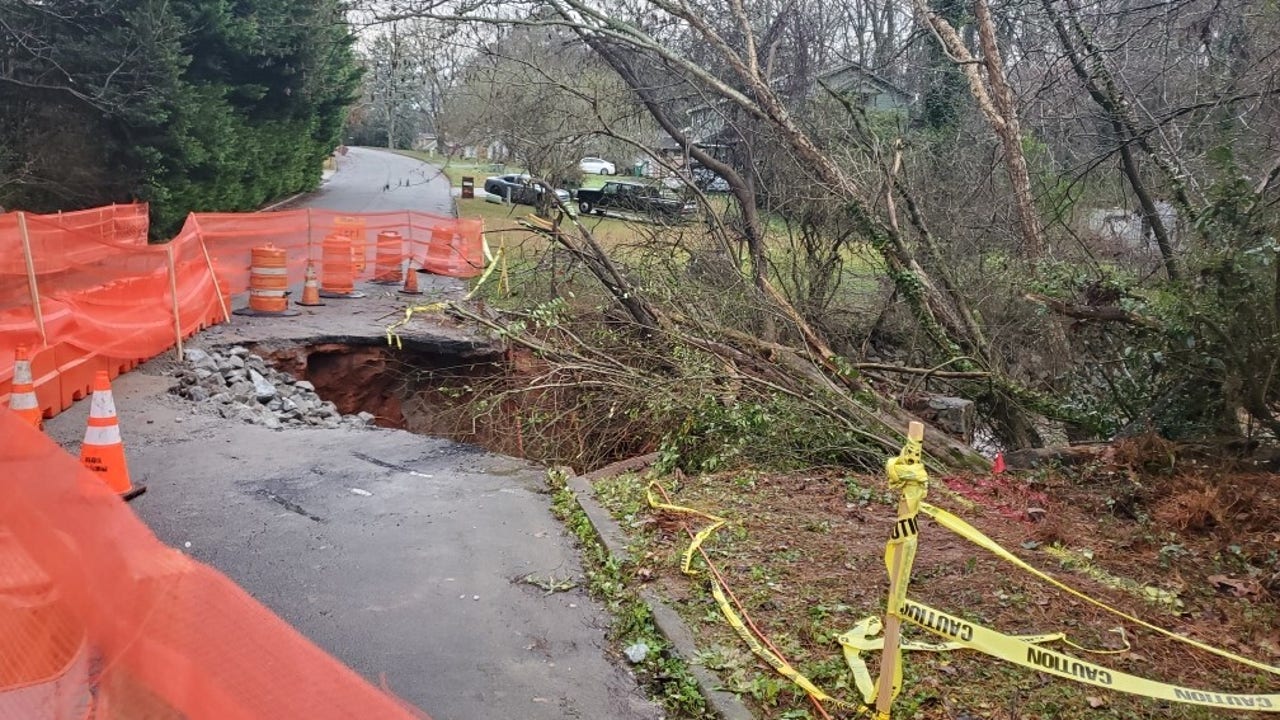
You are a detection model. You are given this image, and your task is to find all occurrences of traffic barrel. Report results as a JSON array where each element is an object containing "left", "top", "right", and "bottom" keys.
[
  {"left": 234, "top": 245, "right": 299, "bottom": 316},
  {"left": 372, "top": 231, "right": 404, "bottom": 284},
  {"left": 319, "top": 234, "right": 365, "bottom": 299}
]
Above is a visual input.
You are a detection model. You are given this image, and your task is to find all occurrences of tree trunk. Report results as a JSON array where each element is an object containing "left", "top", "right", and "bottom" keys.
[
  {"left": 1042, "top": 0, "right": 1182, "bottom": 280},
  {"left": 916, "top": 0, "right": 1046, "bottom": 259},
  {"left": 973, "top": 0, "right": 1046, "bottom": 259}
]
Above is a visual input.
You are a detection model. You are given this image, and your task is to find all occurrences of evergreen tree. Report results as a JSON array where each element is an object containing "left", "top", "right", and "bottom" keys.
[{"left": 0, "top": 0, "right": 359, "bottom": 234}]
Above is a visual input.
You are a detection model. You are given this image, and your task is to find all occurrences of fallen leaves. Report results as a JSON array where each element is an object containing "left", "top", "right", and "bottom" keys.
[{"left": 1207, "top": 574, "right": 1266, "bottom": 599}]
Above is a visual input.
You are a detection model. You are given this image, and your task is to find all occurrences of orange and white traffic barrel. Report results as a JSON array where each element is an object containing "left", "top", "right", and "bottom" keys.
[
  {"left": 233, "top": 245, "right": 299, "bottom": 316},
  {"left": 334, "top": 216, "right": 367, "bottom": 274},
  {"left": 421, "top": 220, "right": 484, "bottom": 278},
  {"left": 372, "top": 231, "right": 404, "bottom": 284},
  {"left": 319, "top": 234, "right": 365, "bottom": 299}
]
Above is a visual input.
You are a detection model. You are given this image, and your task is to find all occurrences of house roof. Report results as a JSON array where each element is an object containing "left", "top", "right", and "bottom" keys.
[
  {"left": 816, "top": 62, "right": 913, "bottom": 104},
  {"left": 679, "top": 61, "right": 913, "bottom": 145}
]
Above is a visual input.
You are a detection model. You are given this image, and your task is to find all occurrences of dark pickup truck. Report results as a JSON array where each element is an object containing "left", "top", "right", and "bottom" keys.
[{"left": 575, "top": 181, "right": 697, "bottom": 222}]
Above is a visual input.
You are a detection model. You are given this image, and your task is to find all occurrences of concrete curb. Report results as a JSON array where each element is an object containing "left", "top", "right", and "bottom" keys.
[
  {"left": 259, "top": 167, "right": 335, "bottom": 212},
  {"left": 565, "top": 455, "right": 755, "bottom": 720},
  {"left": 260, "top": 191, "right": 307, "bottom": 212}
]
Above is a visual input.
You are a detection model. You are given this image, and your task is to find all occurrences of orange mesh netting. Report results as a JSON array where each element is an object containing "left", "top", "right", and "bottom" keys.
[
  {"left": 192, "top": 209, "right": 481, "bottom": 294},
  {"left": 0, "top": 412, "right": 428, "bottom": 719},
  {"left": 0, "top": 205, "right": 484, "bottom": 420}
]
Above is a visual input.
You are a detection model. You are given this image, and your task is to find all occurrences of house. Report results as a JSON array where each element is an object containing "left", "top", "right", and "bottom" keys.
[
  {"left": 412, "top": 133, "right": 438, "bottom": 152},
  {"left": 816, "top": 62, "right": 914, "bottom": 111},
  {"left": 683, "top": 61, "right": 914, "bottom": 153}
]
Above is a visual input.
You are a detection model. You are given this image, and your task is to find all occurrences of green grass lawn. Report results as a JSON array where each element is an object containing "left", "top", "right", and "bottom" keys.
[
  {"left": 456, "top": 197, "right": 643, "bottom": 251},
  {"left": 393, "top": 150, "right": 521, "bottom": 187},
  {"left": 394, "top": 150, "right": 654, "bottom": 192}
]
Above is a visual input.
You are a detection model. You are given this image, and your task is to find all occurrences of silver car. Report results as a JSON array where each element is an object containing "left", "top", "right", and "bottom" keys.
[{"left": 579, "top": 157, "right": 616, "bottom": 175}]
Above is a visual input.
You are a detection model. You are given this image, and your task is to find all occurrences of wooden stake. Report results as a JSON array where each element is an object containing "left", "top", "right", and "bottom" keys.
[
  {"left": 875, "top": 421, "right": 924, "bottom": 718},
  {"left": 192, "top": 216, "right": 231, "bottom": 323},
  {"left": 907, "top": 420, "right": 924, "bottom": 442},
  {"left": 16, "top": 213, "right": 47, "bottom": 347},
  {"left": 165, "top": 245, "right": 184, "bottom": 360}
]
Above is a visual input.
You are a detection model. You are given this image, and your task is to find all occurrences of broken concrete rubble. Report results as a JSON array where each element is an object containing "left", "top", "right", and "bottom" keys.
[{"left": 171, "top": 346, "right": 374, "bottom": 430}]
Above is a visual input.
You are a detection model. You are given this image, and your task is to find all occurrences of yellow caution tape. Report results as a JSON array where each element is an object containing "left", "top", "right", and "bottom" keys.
[
  {"left": 498, "top": 236, "right": 510, "bottom": 296},
  {"left": 898, "top": 597, "right": 1280, "bottom": 711},
  {"left": 644, "top": 484, "right": 725, "bottom": 576},
  {"left": 882, "top": 433, "right": 929, "bottom": 614},
  {"left": 464, "top": 245, "right": 502, "bottom": 301},
  {"left": 839, "top": 615, "right": 1066, "bottom": 705},
  {"left": 707, "top": 569, "right": 861, "bottom": 710},
  {"left": 919, "top": 502, "right": 1280, "bottom": 678},
  {"left": 649, "top": 468, "right": 1280, "bottom": 715},
  {"left": 1041, "top": 544, "right": 1183, "bottom": 611},
  {"left": 386, "top": 240, "right": 501, "bottom": 348},
  {"left": 644, "top": 484, "right": 867, "bottom": 714},
  {"left": 873, "top": 426, "right": 931, "bottom": 709},
  {"left": 385, "top": 302, "right": 449, "bottom": 349}
]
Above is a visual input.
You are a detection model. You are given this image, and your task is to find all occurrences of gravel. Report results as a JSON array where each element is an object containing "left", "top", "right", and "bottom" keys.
[{"left": 170, "top": 346, "right": 375, "bottom": 431}]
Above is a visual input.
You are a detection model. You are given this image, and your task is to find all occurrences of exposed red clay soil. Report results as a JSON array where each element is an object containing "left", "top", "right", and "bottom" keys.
[{"left": 263, "top": 343, "right": 408, "bottom": 428}]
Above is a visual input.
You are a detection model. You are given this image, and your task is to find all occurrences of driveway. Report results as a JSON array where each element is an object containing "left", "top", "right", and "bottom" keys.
[{"left": 300, "top": 147, "right": 455, "bottom": 216}]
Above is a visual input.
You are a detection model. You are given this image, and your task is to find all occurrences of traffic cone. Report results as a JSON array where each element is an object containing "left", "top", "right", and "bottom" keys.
[
  {"left": 399, "top": 260, "right": 423, "bottom": 296},
  {"left": 992, "top": 452, "right": 1006, "bottom": 475},
  {"left": 80, "top": 371, "right": 145, "bottom": 501},
  {"left": 297, "top": 260, "right": 325, "bottom": 306},
  {"left": 8, "top": 345, "right": 42, "bottom": 429}
]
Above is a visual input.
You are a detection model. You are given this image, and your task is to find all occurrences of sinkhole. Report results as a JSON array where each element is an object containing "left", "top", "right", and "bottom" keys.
[{"left": 250, "top": 338, "right": 655, "bottom": 472}]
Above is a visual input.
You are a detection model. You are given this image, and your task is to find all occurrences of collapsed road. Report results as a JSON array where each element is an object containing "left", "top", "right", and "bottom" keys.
[{"left": 43, "top": 148, "right": 661, "bottom": 720}]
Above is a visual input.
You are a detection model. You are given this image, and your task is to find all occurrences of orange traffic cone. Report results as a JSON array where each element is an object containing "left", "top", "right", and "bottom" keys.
[
  {"left": 80, "top": 371, "right": 145, "bottom": 501},
  {"left": 9, "top": 345, "right": 42, "bottom": 429},
  {"left": 992, "top": 452, "right": 1006, "bottom": 475},
  {"left": 297, "top": 260, "right": 325, "bottom": 306},
  {"left": 399, "top": 260, "right": 423, "bottom": 296}
]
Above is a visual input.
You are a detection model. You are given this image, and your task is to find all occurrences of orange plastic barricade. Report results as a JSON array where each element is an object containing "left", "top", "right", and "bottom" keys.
[
  {"left": 319, "top": 234, "right": 364, "bottom": 299},
  {"left": 421, "top": 218, "right": 484, "bottom": 279},
  {"left": 333, "top": 216, "right": 368, "bottom": 273},
  {"left": 372, "top": 231, "right": 404, "bottom": 284},
  {"left": 234, "top": 245, "right": 298, "bottom": 317},
  {"left": 0, "top": 530, "right": 92, "bottom": 720},
  {"left": 0, "top": 203, "right": 485, "bottom": 425},
  {"left": 0, "top": 412, "right": 429, "bottom": 720}
]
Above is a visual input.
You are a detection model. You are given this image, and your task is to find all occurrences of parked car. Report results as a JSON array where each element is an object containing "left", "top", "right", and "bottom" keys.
[
  {"left": 483, "top": 174, "right": 571, "bottom": 207},
  {"left": 575, "top": 181, "right": 697, "bottom": 221},
  {"left": 690, "top": 165, "right": 730, "bottom": 192},
  {"left": 579, "top": 157, "right": 616, "bottom": 175}
]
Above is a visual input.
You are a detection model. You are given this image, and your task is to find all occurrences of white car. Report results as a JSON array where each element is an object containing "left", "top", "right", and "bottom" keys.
[{"left": 579, "top": 157, "right": 616, "bottom": 175}]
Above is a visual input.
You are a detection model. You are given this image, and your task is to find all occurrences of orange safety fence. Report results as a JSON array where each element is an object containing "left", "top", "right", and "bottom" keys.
[
  {"left": 192, "top": 209, "right": 483, "bottom": 295},
  {"left": 0, "top": 411, "right": 428, "bottom": 719},
  {"left": 0, "top": 205, "right": 485, "bottom": 420}
]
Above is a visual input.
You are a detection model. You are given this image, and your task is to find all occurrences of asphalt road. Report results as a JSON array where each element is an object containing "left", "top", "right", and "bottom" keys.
[
  {"left": 44, "top": 149, "right": 660, "bottom": 720},
  {"left": 298, "top": 146, "right": 455, "bottom": 216}
]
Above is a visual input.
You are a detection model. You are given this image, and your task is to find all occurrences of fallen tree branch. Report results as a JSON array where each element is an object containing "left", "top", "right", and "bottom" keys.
[
  {"left": 1025, "top": 293, "right": 1161, "bottom": 329},
  {"left": 855, "top": 363, "right": 991, "bottom": 380}
]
